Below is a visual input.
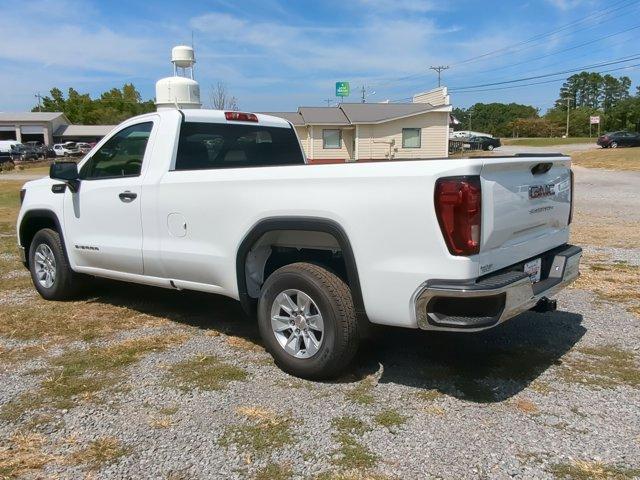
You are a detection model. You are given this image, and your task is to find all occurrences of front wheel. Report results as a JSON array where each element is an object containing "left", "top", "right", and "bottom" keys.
[
  {"left": 610, "top": 142, "right": 618, "bottom": 148},
  {"left": 487, "top": 144, "right": 494, "bottom": 151},
  {"left": 257, "top": 262, "right": 359, "bottom": 379},
  {"left": 29, "top": 228, "right": 82, "bottom": 300}
]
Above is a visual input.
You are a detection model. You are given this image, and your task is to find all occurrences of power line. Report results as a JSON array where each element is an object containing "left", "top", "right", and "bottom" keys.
[
  {"left": 365, "top": 0, "right": 638, "bottom": 89},
  {"left": 388, "top": 62, "right": 640, "bottom": 101},
  {"left": 450, "top": 0, "right": 638, "bottom": 66},
  {"left": 449, "top": 54, "right": 640, "bottom": 91},
  {"left": 461, "top": 22, "right": 640, "bottom": 78},
  {"left": 448, "top": 62, "right": 640, "bottom": 94}
]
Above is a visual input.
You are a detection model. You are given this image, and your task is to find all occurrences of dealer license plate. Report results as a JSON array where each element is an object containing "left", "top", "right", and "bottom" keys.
[{"left": 524, "top": 258, "right": 542, "bottom": 283}]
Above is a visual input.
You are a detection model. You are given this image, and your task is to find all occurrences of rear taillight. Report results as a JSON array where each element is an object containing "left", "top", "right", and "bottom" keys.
[
  {"left": 434, "top": 176, "right": 482, "bottom": 256},
  {"left": 225, "top": 111, "right": 258, "bottom": 122},
  {"left": 568, "top": 169, "right": 574, "bottom": 225}
]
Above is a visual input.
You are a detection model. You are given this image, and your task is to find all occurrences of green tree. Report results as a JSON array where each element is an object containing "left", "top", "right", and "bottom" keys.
[
  {"left": 32, "top": 84, "right": 155, "bottom": 124},
  {"left": 554, "top": 72, "right": 630, "bottom": 111},
  {"left": 453, "top": 103, "right": 539, "bottom": 137}
]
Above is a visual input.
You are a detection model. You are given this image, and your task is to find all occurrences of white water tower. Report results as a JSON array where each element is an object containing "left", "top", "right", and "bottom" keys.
[{"left": 155, "top": 45, "right": 201, "bottom": 110}]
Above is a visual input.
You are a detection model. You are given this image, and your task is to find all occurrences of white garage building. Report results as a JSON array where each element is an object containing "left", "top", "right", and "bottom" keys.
[{"left": 0, "top": 112, "right": 114, "bottom": 145}]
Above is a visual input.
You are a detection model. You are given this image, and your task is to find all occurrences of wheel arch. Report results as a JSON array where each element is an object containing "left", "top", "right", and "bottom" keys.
[
  {"left": 19, "top": 209, "right": 68, "bottom": 267},
  {"left": 236, "top": 217, "right": 368, "bottom": 323}
]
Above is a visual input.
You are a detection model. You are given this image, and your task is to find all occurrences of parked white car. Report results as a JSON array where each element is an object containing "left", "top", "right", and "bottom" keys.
[
  {"left": 52, "top": 142, "right": 81, "bottom": 157},
  {"left": 451, "top": 130, "right": 494, "bottom": 139},
  {"left": 76, "top": 142, "right": 93, "bottom": 154},
  {"left": 0, "top": 140, "right": 21, "bottom": 153},
  {"left": 16, "top": 109, "right": 581, "bottom": 378}
]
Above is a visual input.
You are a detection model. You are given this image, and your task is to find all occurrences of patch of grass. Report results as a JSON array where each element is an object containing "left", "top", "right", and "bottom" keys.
[
  {"left": 572, "top": 258, "right": 640, "bottom": 316},
  {"left": 0, "top": 300, "right": 172, "bottom": 343},
  {"left": 1, "top": 334, "right": 186, "bottom": 420},
  {"left": 548, "top": 460, "right": 640, "bottom": 479},
  {"left": 529, "top": 380, "right": 553, "bottom": 395},
  {"left": 345, "top": 376, "right": 376, "bottom": 405},
  {"left": 169, "top": 354, "right": 247, "bottom": 391},
  {"left": 502, "top": 137, "right": 594, "bottom": 147},
  {"left": 571, "top": 147, "right": 640, "bottom": 171},
  {"left": 416, "top": 389, "right": 444, "bottom": 402},
  {"left": 331, "top": 416, "right": 370, "bottom": 436},
  {"left": 333, "top": 433, "right": 377, "bottom": 470},
  {"left": 0, "top": 343, "right": 49, "bottom": 365},
  {"left": 69, "top": 437, "right": 129, "bottom": 470},
  {"left": 0, "top": 431, "right": 55, "bottom": 478},
  {"left": 331, "top": 415, "right": 377, "bottom": 471},
  {"left": 558, "top": 345, "right": 640, "bottom": 389},
  {"left": 315, "top": 472, "right": 391, "bottom": 480},
  {"left": 373, "top": 409, "right": 407, "bottom": 429},
  {"left": 220, "top": 418, "right": 294, "bottom": 453},
  {"left": 255, "top": 463, "right": 292, "bottom": 480},
  {"left": 570, "top": 216, "right": 640, "bottom": 250}
]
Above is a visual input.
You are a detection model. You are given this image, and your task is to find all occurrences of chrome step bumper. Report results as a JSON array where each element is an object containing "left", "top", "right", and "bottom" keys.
[{"left": 413, "top": 244, "right": 582, "bottom": 332}]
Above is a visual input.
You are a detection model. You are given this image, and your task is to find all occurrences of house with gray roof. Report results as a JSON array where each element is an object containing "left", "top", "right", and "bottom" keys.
[{"left": 263, "top": 87, "right": 452, "bottom": 163}]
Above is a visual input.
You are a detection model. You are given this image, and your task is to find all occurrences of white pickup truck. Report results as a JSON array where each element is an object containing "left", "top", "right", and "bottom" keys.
[{"left": 17, "top": 109, "right": 581, "bottom": 378}]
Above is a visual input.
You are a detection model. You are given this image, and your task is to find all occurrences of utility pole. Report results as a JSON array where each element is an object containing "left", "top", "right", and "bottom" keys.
[
  {"left": 34, "top": 93, "right": 43, "bottom": 112},
  {"left": 564, "top": 97, "right": 572, "bottom": 138},
  {"left": 359, "top": 86, "right": 375, "bottom": 103},
  {"left": 324, "top": 98, "right": 333, "bottom": 107},
  {"left": 429, "top": 66, "right": 449, "bottom": 87}
]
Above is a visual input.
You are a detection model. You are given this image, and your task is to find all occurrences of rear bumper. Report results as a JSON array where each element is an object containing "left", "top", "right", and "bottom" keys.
[{"left": 413, "top": 244, "right": 582, "bottom": 332}]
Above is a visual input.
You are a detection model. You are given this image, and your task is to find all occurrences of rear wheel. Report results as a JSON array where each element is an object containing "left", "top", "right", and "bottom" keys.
[
  {"left": 29, "top": 228, "right": 82, "bottom": 300},
  {"left": 257, "top": 262, "right": 359, "bottom": 379}
]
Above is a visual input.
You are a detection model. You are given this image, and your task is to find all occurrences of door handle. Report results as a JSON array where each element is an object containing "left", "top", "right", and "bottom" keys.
[{"left": 118, "top": 191, "right": 137, "bottom": 202}]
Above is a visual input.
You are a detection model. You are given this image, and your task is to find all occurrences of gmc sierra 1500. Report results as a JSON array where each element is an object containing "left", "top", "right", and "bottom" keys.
[{"left": 17, "top": 109, "right": 581, "bottom": 378}]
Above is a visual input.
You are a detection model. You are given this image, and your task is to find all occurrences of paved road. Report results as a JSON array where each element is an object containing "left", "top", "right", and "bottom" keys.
[
  {"left": 574, "top": 165, "right": 640, "bottom": 221},
  {"left": 496, "top": 143, "right": 599, "bottom": 155},
  {"left": 0, "top": 172, "right": 47, "bottom": 181}
]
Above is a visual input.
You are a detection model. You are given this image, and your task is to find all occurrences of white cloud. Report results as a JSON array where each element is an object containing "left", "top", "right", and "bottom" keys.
[
  {"left": 355, "top": 0, "right": 442, "bottom": 13},
  {"left": 545, "top": 0, "right": 592, "bottom": 10}
]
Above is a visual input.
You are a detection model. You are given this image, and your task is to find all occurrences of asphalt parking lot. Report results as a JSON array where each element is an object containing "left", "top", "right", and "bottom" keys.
[{"left": 0, "top": 162, "right": 639, "bottom": 479}]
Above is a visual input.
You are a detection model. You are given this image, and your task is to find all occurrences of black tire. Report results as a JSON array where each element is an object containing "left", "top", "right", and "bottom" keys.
[
  {"left": 487, "top": 144, "right": 494, "bottom": 151},
  {"left": 29, "top": 228, "right": 81, "bottom": 300},
  {"left": 257, "top": 262, "right": 359, "bottom": 379},
  {"left": 610, "top": 141, "right": 618, "bottom": 149}
]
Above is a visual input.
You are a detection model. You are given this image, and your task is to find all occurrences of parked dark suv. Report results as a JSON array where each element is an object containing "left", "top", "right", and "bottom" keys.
[{"left": 597, "top": 131, "right": 640, "bottom": 148}]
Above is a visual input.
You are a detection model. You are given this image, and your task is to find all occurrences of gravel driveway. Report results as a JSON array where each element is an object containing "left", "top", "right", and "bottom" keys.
[{"left": 1, "top": 168, "right": 639, "bottom": 480}]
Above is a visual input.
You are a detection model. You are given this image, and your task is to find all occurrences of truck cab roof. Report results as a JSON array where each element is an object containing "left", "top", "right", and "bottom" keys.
[{"left": 148, "top": 109, "right": 293, "bottom": 129}]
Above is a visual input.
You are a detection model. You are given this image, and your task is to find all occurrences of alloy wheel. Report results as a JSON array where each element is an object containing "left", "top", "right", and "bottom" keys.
[
  {"left": 270, "top": 289, "right": 324, "bottom": 359},
  {"left": 34, "top": 243, "right": 56, "bottom": 288}
]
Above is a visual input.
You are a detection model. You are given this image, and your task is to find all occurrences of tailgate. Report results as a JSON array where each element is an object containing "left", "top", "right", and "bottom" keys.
[{"left": 478, "top": 155, "right": 572, "bottom": 275}]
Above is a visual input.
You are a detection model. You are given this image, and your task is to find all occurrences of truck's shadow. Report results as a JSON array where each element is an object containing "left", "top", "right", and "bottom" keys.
[
  {"left": 357, "top": 310, "right": 584, "bottom": 402},
  {"left": 87, "top": 279, "right": 584, "bottom": 403}
]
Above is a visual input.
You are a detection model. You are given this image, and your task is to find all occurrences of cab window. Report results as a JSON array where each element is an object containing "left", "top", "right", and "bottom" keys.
[{"left": 80, "top": 122, "right": 153, "bottom": 179}]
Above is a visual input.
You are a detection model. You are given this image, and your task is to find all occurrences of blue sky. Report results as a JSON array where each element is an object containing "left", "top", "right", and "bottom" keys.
[{"left": 1, "top": 0, "right": 638, "bottom": 114}]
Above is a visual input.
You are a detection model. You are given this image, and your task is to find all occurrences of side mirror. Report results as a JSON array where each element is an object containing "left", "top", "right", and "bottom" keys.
[{"left": 50, "top": 161, "right": 80, "bottom": 192}]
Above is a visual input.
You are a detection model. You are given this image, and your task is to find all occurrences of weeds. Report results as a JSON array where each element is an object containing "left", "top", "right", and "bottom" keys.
[
  {"left": 558, "top": 345, "right": 640, "bottom": 389},
  {"left": 168, "top": 354, "right": 247, "bottom": 391},
  {"left": 549, "top": 460, "right": 640, "bottom": 479},
  {"left": 373, "top": 409, "right": 407, "bottom": 429},
  {"left": 69, "top": 437, "right": 129, "bottom": 470}
]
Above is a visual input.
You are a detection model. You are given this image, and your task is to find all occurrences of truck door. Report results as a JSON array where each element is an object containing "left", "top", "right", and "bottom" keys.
[{"left": 62, "top": 120, "right": 156, "bottom": 275}]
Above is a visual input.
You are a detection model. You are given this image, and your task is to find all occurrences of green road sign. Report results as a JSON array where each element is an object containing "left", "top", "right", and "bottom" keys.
[{"left": 335, "top": 81, "right": 350, "bottom": 97}]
